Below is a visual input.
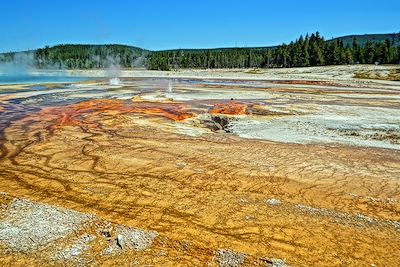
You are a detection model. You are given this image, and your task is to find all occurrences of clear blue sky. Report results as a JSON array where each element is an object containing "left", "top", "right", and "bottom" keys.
[{"left": 1, "top": 0, "right": 399, "bottom": 52}]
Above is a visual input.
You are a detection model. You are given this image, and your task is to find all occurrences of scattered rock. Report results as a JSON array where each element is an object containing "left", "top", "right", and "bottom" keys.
[
  {"left": 262, "top": 257, "right": 290, "bottom": 267},
  {"left": 295, "top": 204, "right": 321, "bottom": 214},
  {"left": 176, "top": 162, "right": 187, "bottom": 169},
  {"left": 389, "top": 221, "right": 400, "bottom": 230},
  {"left": 53, "top": 234, "right": 96, "bottom": 261},
  {"left": 0, "top": 199, "right": 94, "bottom": 252},
  {"left": 114, "top": 225, "right": 157, "bottom": 251},
  {"left": 293, "top": 203, "right": 400, "bottom": 230},
  {"left": 215, "top": 249, "right": 245, "bottom": 267},
  {"left": 202, "top": 115, "right": 236, "bottom": 133},
  {"left": 239, "top": 198, "right": 248, "bottom": 204},
  {"left": 102, "top": 245, "right": 114, "bottom": 256},
  {"left": 116, "top": 234, "right": 125, "bottom": 249},
  {"left": 102, "top": 239, "right": 121, "bottom": 256},
  {"left": 265, "top": 198, "right": 282, "bottom": 206},
  {"left": 182, "top": 240, "right": 190, "bottom": 252},
  {"left": 244, "top": 215, "right": 255, "bottom": 220},
  {"left": 271, "top": 258, "right": 289, "bottom": 267}
]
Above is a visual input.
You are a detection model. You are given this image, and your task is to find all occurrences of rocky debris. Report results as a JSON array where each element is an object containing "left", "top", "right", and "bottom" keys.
[
  {"left": 215, "top": 249, "right": 245, "bottom": 267},
  {"left": 0, "top": 196, "right": 161, "bottom": 262},
  {"left": 294, "top": 203, "right": 400, "bottom": 230},
  {"left": 389, "top": 221, "right": 400, "bottom": 230},
  {"left": 340, "top": 128, "right": 400, "bottom": 145},
  {"left": 176, "top": 162, "right": 187, "bottom": 169},
  {"left": 211, "top": 115, "right": 232, "bottom": 132},
  {"left": 102, "top": 241, "right": 119, "bottom": 256},
  {"left": 348, "top": 193, "right": 398, "bottom": 205},
  {"left": 114, "top": 225, "right": 157, "bottom": 251},
  {"left": 100, "top": 222, "right": 113, "bottom": 240},
  {"left": 182, "top": 240, "right": 190, "bottom": 252},
  {"left": 355, "top": 214, "right": 374, "bottom": 224},
  {"left": 295, "top": 204, "right": 322, "bottom": 215},
  {"left": 53, "top": 234, "right": 96, "bottom": 261},
  {"left": 265, "top": 198, "right": 282, "bottom": 206},
  {"left": 249, "top": 105, "right": 292, "bottom": 116},
  {"left": 201, "top": 115, "right": 236, "bottom": 133},
  {"left": 262, "top": 257, "right": 290, "bottom": 267},
  {"left": 239, "top": 198, "right": 249, "bottom": 205},
  {"left": 0, "top": 199, "right": 94, "bottom": 252},
  {"left": 101, "top": 222, "right": 160, "bottom": 256},
  {"left": 244, "top": 215, "right": 255, "bottom": 220},
  {"left": 271, "top": 258, "right": 289, "bottom": 267},
  {"left": 369, "top": 130, "right": 400, "bottom": 144}
]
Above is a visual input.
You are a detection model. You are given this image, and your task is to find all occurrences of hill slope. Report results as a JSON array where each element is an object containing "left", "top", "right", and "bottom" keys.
[
  {"left": 1, "top": 33, "right": 399, "bottom": 70},
  {"left": 0, "top": 44, "right": 148, "bottom": 69},
  {"left": 331, "top": 33, "right": 400, "bottom": 47}
]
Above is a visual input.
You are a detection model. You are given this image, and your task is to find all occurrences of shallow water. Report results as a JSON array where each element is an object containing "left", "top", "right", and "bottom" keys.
[
  {"left": 0, "top": 74, "right": 90, "bottom": 84},
  {"left": 1, "top": 77, "right": 399, "bottom": 150}
]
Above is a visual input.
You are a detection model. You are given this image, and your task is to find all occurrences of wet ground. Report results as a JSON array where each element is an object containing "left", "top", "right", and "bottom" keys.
[{"left": 0, "top": 76, "right": 399, "bottom": 266}]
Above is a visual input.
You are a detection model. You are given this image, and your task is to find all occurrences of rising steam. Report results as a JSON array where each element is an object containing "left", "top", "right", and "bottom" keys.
[
  {"left": 168, "top": 79, "right": 173, "bottom": 94},
  {"left": 106, "top": 55, "right": 121, "bottom": 85},
  {"left": 0, "top": 52, "right": 35, "bottom": 75},
  {"left": 0, "top": 52, "right": 68, "bottom": 78}
]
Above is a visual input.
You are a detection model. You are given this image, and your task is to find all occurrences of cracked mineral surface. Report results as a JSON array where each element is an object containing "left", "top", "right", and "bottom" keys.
[{"left": 0, "top": 69, "right": 399, "bottom": 266}]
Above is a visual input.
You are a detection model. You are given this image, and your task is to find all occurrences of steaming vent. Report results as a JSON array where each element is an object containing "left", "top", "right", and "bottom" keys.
[
  {"left": 109, "top": 77, "right": 121, "bottom": 85},
  {"left": 167, "top": 79, "right": 173, "bottom": 94},
  {"left": 106, "top": 55, "right": 121, "bottom": 86}
]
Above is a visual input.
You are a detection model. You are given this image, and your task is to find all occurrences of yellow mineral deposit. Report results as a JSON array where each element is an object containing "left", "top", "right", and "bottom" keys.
[{"left": 0, "top": 71, "right": 399, "bottom": 266}]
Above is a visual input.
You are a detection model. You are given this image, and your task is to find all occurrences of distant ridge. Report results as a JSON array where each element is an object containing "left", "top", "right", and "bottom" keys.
[
  {"left": 330, "top": 33, "right": 400, "bottom": 47},
  {"left": 1, "top": 33, "right": 399, "bottom": 55},
  {"left": 154, "top": 33, "right": 400, "bottom": 53},
  {"left": 1, "top": 32, "right": 399, "bottom": 69}
]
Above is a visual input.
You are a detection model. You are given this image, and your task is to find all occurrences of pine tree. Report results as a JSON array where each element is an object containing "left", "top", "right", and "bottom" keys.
[
  {"left": 302, "top": 35, "right": 310, "bottom": 67},
  {"left": 364, "top": 42, "right": 375, "bottom": 64}
]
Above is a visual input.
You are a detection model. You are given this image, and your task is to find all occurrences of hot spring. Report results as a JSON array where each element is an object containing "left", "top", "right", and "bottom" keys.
[{"left": 0, "top": 72, "right": 90, "bottom": 85}]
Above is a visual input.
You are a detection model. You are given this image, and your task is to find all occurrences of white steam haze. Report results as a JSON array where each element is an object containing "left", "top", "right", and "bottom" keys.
[
  {"left": 0, "top": 52, "right": 35, "bottom": 75},
  {"left": 132, "top": 54, "right": 146, "bottom": 68},
  {"left": 168, "top": 79, "right": 173, "bottom": 94},
  {"left": 105, "top": 55, "right": 121, "bottom": 85},
  {"left": 0, "top": 52, "right": 67, "bottom": 76}
]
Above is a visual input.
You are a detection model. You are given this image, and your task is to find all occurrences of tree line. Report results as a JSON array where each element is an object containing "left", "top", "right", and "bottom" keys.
[
  {"left": 35, "top": 44, "right": 146, "bottom": 69},
  {"left": 0, "top": 44, "right": 146, "bottom": 69},
  {"left": 1, "top": 33, "right": 399, "bottom": 70},
  {"left": 146, "top": 32, "right": 400, "bottom": 70}
]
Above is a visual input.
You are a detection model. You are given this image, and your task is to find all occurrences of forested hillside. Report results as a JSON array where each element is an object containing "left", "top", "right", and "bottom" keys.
[
  {"left": 331, "top": 33, "right": 400, "bottom": 47},
  {"left": 147, "top": 32, "right": 400, "bottom": 70},
  {"left": 1, "top": 33, "right": 399, "bottom": 70},
  {"left": 37, "top": 44, "right": 147, "bottom": 68},
  {"left": 0, "top": 45, "right": 147, "bottom": 69}
]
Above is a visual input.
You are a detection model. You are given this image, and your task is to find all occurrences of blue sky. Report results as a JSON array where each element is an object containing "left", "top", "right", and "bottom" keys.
[{"left": 1, "top": 0, "right": 399, "bottom": 52}]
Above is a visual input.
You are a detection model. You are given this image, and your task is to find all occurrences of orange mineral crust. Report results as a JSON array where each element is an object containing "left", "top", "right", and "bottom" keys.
[
  {"left": 0, "top": 76, "right": 399, "bottom": 267},
  {"left": 1, "top": 101, "right": 399, "bottom": 266},
  {"left": 209, "top": 101, "right": 248, "bottom": 115},
  {"left": 34, "top": 99, "right": 194, "bottom": 132}
]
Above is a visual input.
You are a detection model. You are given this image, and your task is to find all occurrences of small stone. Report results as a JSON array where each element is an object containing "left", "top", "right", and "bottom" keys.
[
  {"left": 116, "top": 234, "right": 125, "bottom": 249},
  {"left": 215, "top": 249, "right": 245, "bottom": 267},
  {"left": 114, "top": 225, "right": 157, "bottom": 251},
  {"left": 102, "top": 245, "right": 114, "bottom": 256},
  {"left": 266, "top": 198, "right": 282, "bottom": 206},
  {"left": 271, "top": 258, "right": 289, "bottom": 267}
]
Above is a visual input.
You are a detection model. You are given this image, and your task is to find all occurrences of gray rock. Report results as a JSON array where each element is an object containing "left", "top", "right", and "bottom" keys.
[
  {"left": 215, "top": 249, "right": 245, "bottom": 267},
  {"left": 265, "top": 198, "right": 282, "bottom": 206},
  {"left": 114, "top": 225, "right": 157, "bottom": 251},
  {"left": 271, "top": 258, "right": 289, "bottom": 267},
  {"left": 0, "top": 199, "right": 94, "bottom": 252}
]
